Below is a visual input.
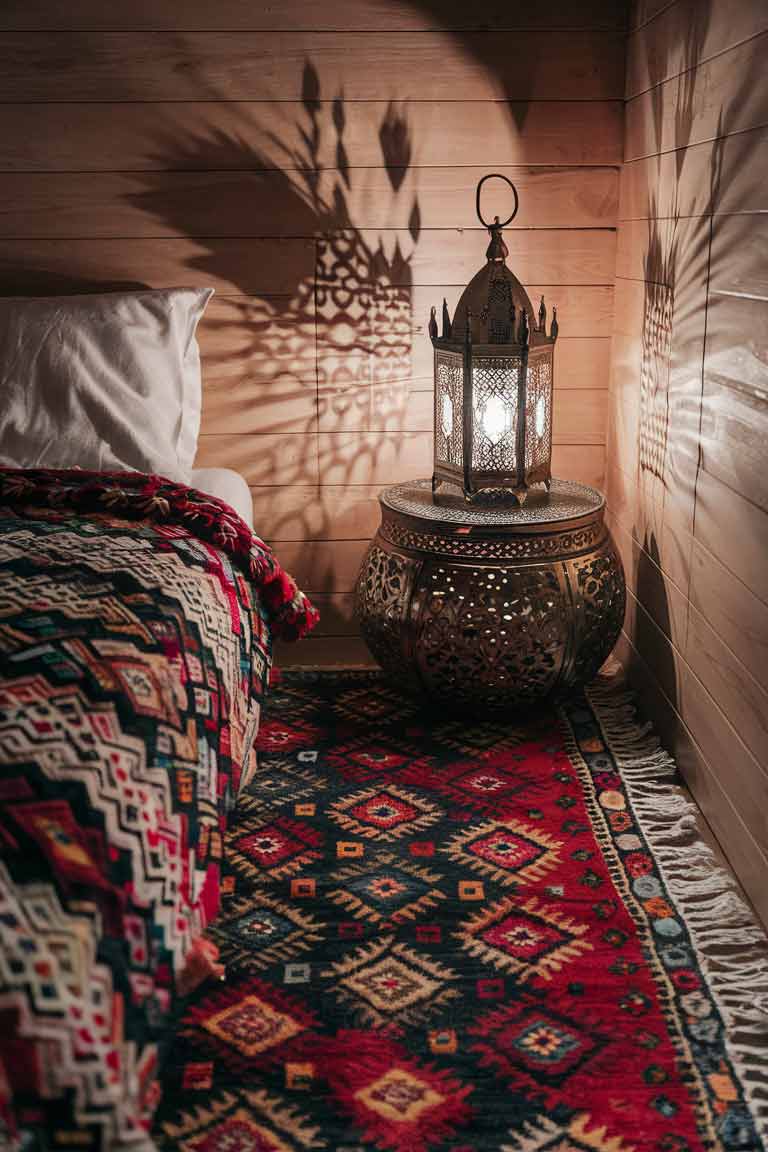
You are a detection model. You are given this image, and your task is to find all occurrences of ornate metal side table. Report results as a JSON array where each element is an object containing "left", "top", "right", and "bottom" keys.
[{"left": 355, "top": 479, "right": 625, "bottom": 713}]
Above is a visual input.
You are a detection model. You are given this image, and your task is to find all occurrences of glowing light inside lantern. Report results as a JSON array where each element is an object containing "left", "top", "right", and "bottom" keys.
[
  {"left": 536, "top": 395, "right": 546, "bottom": 438},
  {"left": 480, "top": 394, "right": 510, "bottom": 444},
  {"left": 441, "top": 392, "right": 453, "bottom": 438}
]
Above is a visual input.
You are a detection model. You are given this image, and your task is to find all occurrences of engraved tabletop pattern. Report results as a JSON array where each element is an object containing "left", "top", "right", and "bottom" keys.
[{"left": 382, "top": 478, "right": 603, "bottom": 528}]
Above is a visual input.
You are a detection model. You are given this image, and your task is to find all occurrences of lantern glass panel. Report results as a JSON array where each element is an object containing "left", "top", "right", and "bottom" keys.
[
  {"left": 471, "top": 355, "right": 521, "bottom": 474},
  {"left": 523, "top": 352, "right": 553, "bottom": 476},
  {"left": 434, "top": 349, "right": 463, "bottom": 469}
]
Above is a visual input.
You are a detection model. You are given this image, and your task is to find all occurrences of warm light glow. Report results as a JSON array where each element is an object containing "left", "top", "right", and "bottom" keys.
[
  {"left": 479, "top": 394, "right": 511, "bottom": 443},
  {"left": 441, "top": 392, "right": 454, "bottom": 438},
  {"left": 535, "top": 395, "right": 546, "bottom": 438}
]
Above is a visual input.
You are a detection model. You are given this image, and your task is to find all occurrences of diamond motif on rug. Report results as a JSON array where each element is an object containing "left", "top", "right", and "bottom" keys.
[
  {"left": 444, "top": 819, "right": 562, "bottom": 887},
  {"left": 185, "top": 1113, "right": 290, "bottom": 1152},
  {"left": 327, "top": 743, "right": 411, "bottom": 778},
  {"left": 240, "top": 761, "right": 321, "bottom": 810},
  {"left": 398, "top": 753, "right": 544, "bottom": 816},
  {"left": 210, "top": 892, "right": 324, "bottom": 972},
  {"left": 456, "top": 896, "right": 592, "bottom": 980},
  {"left": 470, "top": 998, "right": 608, "bottom": 1100},
  {"left": 357, "top": 1067, "right": 445, "bottom": 1123},
  {"left": 329, "top": 849, "right": 445, "bottom": 924},
  {"left": 329, "top": 784, "right": 440, "bottom": 841},
  {"left": 182, "top": 980, "right": 315, "bottom": 1072},
  {"left": 333, "top": 683, "right": 419, "bottom": 726},
  {"left": 228, "top": 816, "right": 323, "bottom": 881},
  {"left": 429, "top": 716, "right": 529, "bottom": 754},
  {"left": 205, "top": 996, "right": 301, "bottom": 1058},
  {"left": 255, "top": 717, "right": 322, "bottom": 754},
  {"left": 317, "top": 1029, "right": 473, "bottom": 1152},
  {"left": 332, "top": 936, "right": 459, "bottom": 1026},
  {"left": 161, "top": 1089, "right": 320, "bottom": 1152}
]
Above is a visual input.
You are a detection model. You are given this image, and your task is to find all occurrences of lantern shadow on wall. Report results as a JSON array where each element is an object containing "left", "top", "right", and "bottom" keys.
[
  {"left": 627, "top": 0, "right": 762, "bottom": 717},
  {"left": 127, "top": 61, "right": 419, "bottom": 562}
]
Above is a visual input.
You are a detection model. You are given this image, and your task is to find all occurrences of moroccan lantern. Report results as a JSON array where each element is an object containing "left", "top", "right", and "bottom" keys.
[{"left": 429, "top": 174, "right": 559, "bottom": 505}]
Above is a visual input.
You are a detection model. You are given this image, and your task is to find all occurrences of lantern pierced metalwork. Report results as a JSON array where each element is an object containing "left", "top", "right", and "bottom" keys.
[{"left": 430, "top": 173, "right": 559, "bottom": 506}]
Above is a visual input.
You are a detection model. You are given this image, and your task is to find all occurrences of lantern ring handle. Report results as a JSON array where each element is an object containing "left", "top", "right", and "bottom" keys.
[{"left": 476, "top": 173, "right": 519, "bottom": 230}]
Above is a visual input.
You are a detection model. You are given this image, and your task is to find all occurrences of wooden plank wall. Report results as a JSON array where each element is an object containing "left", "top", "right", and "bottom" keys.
[
  {"left": 0, "top": 1, "right": 625, "bottom": 666},
  {"left": 606, "top": 0, "right": 768, "bottom": 921}
]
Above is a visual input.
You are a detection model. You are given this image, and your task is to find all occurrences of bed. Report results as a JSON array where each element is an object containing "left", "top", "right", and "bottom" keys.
[{"left": 0, "top": 291, "right": 318, "bottom": 1148}]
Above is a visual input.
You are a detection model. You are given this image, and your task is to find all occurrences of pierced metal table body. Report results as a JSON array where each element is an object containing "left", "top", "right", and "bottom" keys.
[{"left": 355, "top": 479, "right": 625, "bottom": 712}]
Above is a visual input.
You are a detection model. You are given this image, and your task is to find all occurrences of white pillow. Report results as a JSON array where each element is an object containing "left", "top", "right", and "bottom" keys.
[{"left": 0, "top": 287, "right": 213, "bottom": 483}]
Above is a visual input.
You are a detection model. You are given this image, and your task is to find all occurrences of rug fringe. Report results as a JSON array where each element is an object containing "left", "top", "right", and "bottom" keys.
[{"left": 584, "top": 680, "right": 768, "bottom": 1133}]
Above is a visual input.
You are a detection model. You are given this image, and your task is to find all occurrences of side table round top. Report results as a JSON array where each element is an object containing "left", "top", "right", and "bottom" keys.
[{"left": 380, "top": 478, "right": 604, "bottom": 534}]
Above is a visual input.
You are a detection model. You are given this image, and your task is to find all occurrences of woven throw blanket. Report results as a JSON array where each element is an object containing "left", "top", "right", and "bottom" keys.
[{"left": 0, "top": 468, "right": 317, "bottom": 1149}]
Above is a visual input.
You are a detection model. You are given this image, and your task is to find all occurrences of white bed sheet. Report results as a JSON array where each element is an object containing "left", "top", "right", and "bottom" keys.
[{"left": 189, "top": 467, "right": 254, "bottom": 529}]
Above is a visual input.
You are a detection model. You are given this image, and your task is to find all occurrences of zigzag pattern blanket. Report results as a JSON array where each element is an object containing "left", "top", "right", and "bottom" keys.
[{"left": 0, "top": 468, "right": 317, "bottom": 1150}]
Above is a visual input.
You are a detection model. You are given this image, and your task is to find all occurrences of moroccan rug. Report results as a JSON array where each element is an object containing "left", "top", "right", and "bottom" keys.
[{"left": 154, "top": 672, "right": 768, "bottom": 1152}]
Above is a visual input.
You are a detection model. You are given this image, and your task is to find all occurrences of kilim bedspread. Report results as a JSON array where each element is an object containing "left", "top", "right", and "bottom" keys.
[
  {"left": 155, "top": 672, "right": 768, "bottom": 1152},
  {"left": 0, "top": 468, "right": 317, "bottom": 1151}
]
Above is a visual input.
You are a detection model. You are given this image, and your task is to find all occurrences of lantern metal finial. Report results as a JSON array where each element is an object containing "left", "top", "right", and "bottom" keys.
[
  {"left": 429, "top": 174, "right": 560, "bottom": 506},
  {"left": 441, "top": 298, "right": 452, "bottom": 339},
  {"left": 486, "top": 216, "right": 509, "bottom": 263},
  {"left": 449, "top": 175, "right": 532, "bottom": 346}
]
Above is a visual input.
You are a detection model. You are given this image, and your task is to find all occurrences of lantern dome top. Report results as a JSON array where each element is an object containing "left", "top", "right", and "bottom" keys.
[
  {"left": 428, "top": 175, "right": 557, "bottom": 349},
  {"left": 450, "top": 248, "right": 535, "bottom": 344}
]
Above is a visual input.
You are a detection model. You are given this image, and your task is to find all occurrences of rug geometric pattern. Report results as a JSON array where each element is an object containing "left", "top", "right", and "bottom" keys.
[{"left": 154, "top": 672, "right": 765, "bottom": 1152}]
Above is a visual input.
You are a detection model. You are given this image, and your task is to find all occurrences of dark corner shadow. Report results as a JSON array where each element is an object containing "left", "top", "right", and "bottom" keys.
[
  {"left": 633, "top": 531, "right": 677, "bottom": 711},
  {"left": 403, "top": 1, "right": 537, "bottom": 132}
]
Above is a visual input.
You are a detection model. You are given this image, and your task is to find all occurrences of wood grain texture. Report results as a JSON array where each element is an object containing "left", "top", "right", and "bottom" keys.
[
  {"left": 195, "top": 432, "right": 319, "bottom": 487},
  {"left": 700, "top": 376, "right": 768, "bottom": 515},
  {"left": 303, "top": 593, "right": 357, "bottom": 636},
  {"left": 626, "top": 0, "right": 768, "bottom": 98},
  {"left": 608, "top": 0, "right": 768, "bottom": 903},
  {"left": 0, "top": 238, "right": 316, "bottom": 295},
  {"left": 0, "top": 0, "right": 627, "bottom": 32},
  {"left": 692, "top": 469, "right": 768, "bottom": 606},
  {"left": 622, "top": 589, "right": 768, "bottom": 856},
  {"left": 274, "top": 636, "right": 375, "bottom": 668},
  {"left": 618, "top": 128, "right": 768, "bottom": 228},
  {"left": 269, "top": 539, "right": 370, "bottom": 592},
  {"left": 614, "top": 629, "right": 768, "bottom": 928},
  {"left": 608, "top": 506, "right": 768, "bottom": 769},
  {"left": 314, "top": 384, "right": 608, "bottom": 438},
  {"left": 249, "top": 485, "right": 384, "bottom": 542},
  {"left": 0, "top": 31, "right": 625, "bottom": 102},
  {"left": 0, "top": 100, "right": 624, "bottom": 171},
  {"left": 0, "top": 230, "right": 616, "bottom": 294},
  {"left": 0, "top": 167, "right": 619, "bottom": 235},
  {"left": 624, "top": 31, "right": 768, "bottom": 161},
  {"left": 198, "top": 346, "right": 614, "bottom": 434},
  {"left": 195, "top": 298, "right": 614, "bottom": 412},
  {"left": 4, "top": 1, "right": 623, "bottom": 667}
]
